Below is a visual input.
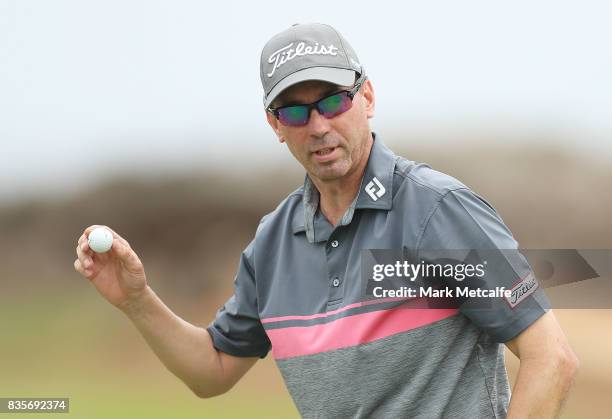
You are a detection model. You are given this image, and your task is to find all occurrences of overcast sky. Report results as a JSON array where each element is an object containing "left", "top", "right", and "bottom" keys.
[{"left": 1, "top": 0, "right": 611, "bottom": 202}]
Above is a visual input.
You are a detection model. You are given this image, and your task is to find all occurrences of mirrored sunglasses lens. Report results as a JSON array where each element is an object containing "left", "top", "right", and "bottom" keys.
[
  {"left": 278, "top": 106, "right": 309, "bottom": 126},
  {"left": 318, "top": 92, "right": 352, "bottom": 117}
]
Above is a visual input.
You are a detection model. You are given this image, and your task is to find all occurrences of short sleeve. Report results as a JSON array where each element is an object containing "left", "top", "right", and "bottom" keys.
[
  {"left": 417, "top": 187, "right": 550, "bottom": 342},
  {"left": 206, "top": 239, "right": 271, "bottom": 358}
]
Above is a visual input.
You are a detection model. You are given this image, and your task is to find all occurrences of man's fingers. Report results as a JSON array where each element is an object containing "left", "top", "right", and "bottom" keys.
[
  {"left": 76, "top": 241, "right": 88, "bottom": 257},
  {"left": 77, "top": 234, "right": 91, "bottom": 252},
  {"left": 76, "top": 226, "right": 140, "bottom": 274},
  {"left": 76, "top": 241, "right": 93, "bottom": 266},
  {"left": 73, "top": 258, "right": 93, "bottom": 278}
]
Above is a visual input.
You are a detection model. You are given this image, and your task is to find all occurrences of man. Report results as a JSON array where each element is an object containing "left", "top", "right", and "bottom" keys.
[{"left": 74, "top": 23, "right": 578, "bottom": 418}]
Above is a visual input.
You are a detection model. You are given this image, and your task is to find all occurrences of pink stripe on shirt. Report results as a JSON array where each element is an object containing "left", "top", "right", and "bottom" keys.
[{"left": 266, "top": 305, "right": 458, "bottom": 359}]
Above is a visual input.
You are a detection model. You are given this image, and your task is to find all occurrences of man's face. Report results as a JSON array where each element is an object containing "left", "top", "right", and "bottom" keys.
[{"left": 266, "top": 78, "right": 375, "bottom": 183}]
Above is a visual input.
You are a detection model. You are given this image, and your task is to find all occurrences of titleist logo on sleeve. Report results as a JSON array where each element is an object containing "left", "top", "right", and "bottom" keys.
[
  {"left": 505, "top": 272, "right": 539, "bottom": 308},
  {"left": 267, "top": 42, "right": 339, "bottom": 77}
]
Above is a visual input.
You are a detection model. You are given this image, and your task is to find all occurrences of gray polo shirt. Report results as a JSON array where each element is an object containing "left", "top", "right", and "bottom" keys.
[{"left": 207, "top": 133, "right": 549, "bottom": 418}]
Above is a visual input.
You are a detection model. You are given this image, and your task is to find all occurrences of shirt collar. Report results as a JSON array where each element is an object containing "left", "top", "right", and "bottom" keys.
[{"left": 292, "top": 132, "right": 397, "bottom": 241}]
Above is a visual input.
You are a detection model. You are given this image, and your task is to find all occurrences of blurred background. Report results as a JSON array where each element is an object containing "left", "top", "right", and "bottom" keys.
[{"left": 1, "top": 1, "right": 610, "bottom": 418}]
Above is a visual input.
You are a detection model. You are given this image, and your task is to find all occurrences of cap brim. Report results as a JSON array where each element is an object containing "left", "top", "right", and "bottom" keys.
[{"left": 264, "top": 67, "right": 356, "bottom": 108}]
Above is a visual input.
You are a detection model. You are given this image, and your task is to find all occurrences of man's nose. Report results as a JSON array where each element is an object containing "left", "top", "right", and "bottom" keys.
[{"left": 307, "top": 107, "right": 331, "bottom": 138}]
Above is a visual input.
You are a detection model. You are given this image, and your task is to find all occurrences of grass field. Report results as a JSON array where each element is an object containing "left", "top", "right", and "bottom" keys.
[{"left": 0, "top": 290, "right": 298, "bottom": 419}]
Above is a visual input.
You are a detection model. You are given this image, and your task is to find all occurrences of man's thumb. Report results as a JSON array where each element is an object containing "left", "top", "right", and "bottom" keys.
[{"left": 111, "top": 240, "right": 142, "bottom": 272}]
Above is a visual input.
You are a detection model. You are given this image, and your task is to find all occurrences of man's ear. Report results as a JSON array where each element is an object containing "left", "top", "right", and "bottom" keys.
[
  {"left": 265, "top": 111, "right": 285, "bottom": 143},
  {"left": 361, "top": 79, "right": 375, "bottom": 119}
]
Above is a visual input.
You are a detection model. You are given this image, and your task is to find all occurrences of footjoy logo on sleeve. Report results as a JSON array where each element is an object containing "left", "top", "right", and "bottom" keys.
[
  {"left": 365, "top": 177, "right": 386, "bottom": 201},
  {"left": 505, "top": 272, "right": 539, "bottom": 308},
  {"left": 267, "top": 42, "right": 339, "bottom": 77}
]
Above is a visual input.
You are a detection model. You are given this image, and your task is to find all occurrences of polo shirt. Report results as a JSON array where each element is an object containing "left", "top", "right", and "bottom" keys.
[{"left": 207, "top": 133, "right": 550, "bottom": 418}]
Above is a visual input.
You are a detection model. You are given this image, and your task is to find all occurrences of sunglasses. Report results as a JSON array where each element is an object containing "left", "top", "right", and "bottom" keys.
[{"left": 267, "top": 73, "right": 367, "bottom": 127}]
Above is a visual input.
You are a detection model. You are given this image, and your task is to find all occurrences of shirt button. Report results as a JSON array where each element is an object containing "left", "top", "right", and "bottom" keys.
[
  {"left": 332, "top": 277, "right": 340, "bottom": 287},
  {"left": 331, "top": 240, "right": 339, "bottom": 248}
]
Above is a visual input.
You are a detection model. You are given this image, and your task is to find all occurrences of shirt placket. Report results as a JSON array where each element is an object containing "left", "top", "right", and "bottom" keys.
[{"left": 325, "top": 227, "right": 347, "bottom": 307}]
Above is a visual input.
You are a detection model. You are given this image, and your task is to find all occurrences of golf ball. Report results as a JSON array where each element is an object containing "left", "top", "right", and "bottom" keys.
[{"left": 88, "top": 227, "right": 114, "bottom": 253}]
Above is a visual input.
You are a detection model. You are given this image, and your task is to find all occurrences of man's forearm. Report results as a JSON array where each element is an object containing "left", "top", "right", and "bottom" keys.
[
  {"left": 118, "top": 286, "right": 226, "bottom": 397},
  {"left": 507, "top": 352, "right": 578, "bottom": 418}
]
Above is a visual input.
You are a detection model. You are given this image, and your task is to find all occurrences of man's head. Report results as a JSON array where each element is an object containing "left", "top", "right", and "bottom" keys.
[{"left": 260, "top": 23, "right": 375, "bottom": 183}]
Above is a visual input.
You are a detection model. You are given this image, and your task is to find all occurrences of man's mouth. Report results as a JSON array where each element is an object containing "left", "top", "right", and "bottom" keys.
[
  {"left": 315, "top": 147, "right": 336, "bottom": 156},
  {"left": 312, "top": 146, "right": 340, "bottom": 163}
]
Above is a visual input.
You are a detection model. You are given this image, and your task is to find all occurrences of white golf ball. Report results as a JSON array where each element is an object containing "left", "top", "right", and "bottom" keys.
[{"left": 88, "top": 227, "right": 114, "bottom": 253}]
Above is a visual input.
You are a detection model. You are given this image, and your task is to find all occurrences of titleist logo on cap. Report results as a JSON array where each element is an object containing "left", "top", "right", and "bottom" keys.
[{"left": 267, "top": 42, "right": 339, "bottom": 78}]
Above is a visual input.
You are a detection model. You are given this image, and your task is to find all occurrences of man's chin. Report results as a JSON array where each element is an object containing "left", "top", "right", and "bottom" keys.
[{"left": 310, "top": 163, "right": 350, "bottom": 182}]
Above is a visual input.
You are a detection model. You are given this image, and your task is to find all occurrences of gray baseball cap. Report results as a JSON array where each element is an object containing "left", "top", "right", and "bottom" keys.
[{"left": 260, "top": 23, "right": 363, "bottom": 109}]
